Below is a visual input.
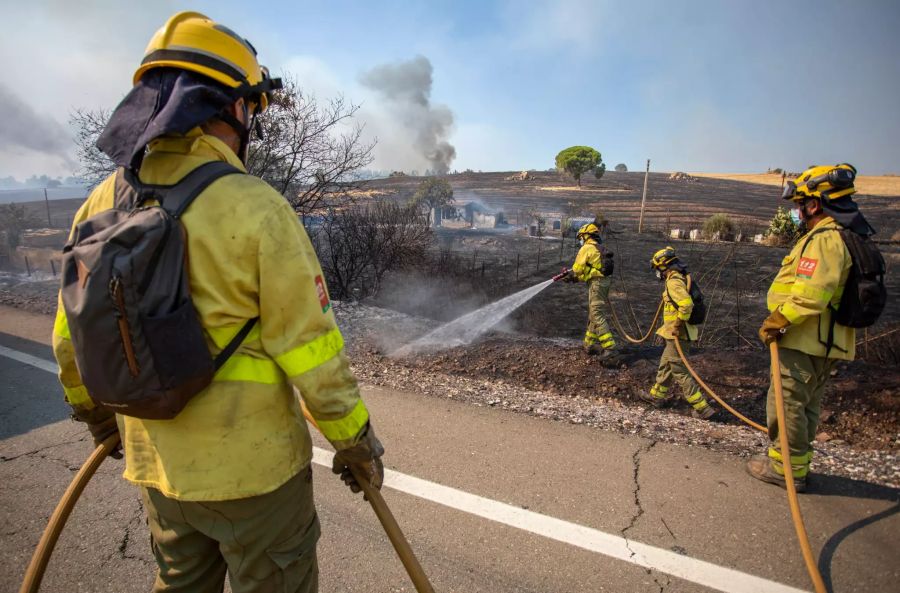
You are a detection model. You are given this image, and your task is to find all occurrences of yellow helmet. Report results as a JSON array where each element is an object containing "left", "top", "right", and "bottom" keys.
[
  {"left": 135, "top": 12, "right": 280, "bottom": 111},
  {"left": 577, "top": 223, "right": 601, "bottom": 240},
  {"left": 650, "top": 246, "right": 678, "bottom": 270},
  {"left": 782, "top": 163, "right": 856, "bottom": 202}
]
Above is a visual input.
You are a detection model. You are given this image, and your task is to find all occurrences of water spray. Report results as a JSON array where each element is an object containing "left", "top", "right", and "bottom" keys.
[{"left": 392, "top": 279, "right": 555, "bottom": 357}]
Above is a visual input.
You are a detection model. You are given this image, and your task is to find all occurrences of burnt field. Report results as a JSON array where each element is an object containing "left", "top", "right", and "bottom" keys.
[
  {"left": 365, "top": 170, "right": 900, "bottom": 341},
  {"left": 360, "top": 170, "right": 899, "bottom": 452}
]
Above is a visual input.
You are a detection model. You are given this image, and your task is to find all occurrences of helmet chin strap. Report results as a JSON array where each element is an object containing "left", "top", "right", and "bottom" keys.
[{"left": 217, "top": 101, "right": 254, "bottom": 163}]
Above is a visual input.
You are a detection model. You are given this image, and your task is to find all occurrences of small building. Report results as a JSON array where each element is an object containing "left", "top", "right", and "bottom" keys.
[{"left": 464, "top": 202, "right": 502, "bottom": 228}]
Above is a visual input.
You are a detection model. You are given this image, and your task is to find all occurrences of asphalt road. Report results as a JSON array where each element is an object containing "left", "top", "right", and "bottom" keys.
[{"left": 1, "top": 306, "right": 897, "bottom": 593}]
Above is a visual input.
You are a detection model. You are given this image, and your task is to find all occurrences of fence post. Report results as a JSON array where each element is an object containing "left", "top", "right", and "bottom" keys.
[
  {"left": 559, "top": 236, "right": 564, "bottom": 262},
  {"left": 516, "top": 252, "right": 520, "bottom": 280},
  {"left": 50, "top": 259, "right": 56, "bottom": 277},
  {"left": 481, "top": 261, "right": 485, "bottom": 277},
  {"left": 536, "top": 240, "right": 542, "bottom": 272},
  {"left": 733, "top": 255, "right": 741, "bottom": 347},
  {"left": 638, "top": 159, "right": 650, "bottom": 233},
  {"left": 472, "top": 250, "right": 477, "bottom": 274},
  {"left": 24, "top": 256, "right": 31, "bottom": 277}
]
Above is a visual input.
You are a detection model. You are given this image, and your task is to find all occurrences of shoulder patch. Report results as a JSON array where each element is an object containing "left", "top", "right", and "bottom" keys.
[
  {"left": 315, "top": 275, "right": 331, "bottom": 313},
  {"left": 797, "top": 257, "right": 818, "bottom": 278}
]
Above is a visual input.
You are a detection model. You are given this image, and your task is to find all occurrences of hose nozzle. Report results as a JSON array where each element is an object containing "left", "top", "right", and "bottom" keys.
[{"left": 552, "top": 268, "right": 571, "bottom": 282}]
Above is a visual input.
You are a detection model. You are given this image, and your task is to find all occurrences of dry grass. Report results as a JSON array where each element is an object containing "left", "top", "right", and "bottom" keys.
[
  {"left": 537, "top": 186, "right": 628, "bottom": 193},
  {"left": 345, "top": 188, "right": 395, "bottom": 200},
  {"left": 689, "top": 172, "right": 900, "bottom": 197}
]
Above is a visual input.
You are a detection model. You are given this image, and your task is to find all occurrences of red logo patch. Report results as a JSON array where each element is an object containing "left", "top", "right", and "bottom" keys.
[
  {"left": 797, "top": 257, "right": 818, "bottom": 278},
  {"left": 315, "top": 275, "right": 331, "bottom": 313}
]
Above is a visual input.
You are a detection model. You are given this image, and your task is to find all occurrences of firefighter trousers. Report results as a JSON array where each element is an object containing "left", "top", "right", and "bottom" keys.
[
  {"left": 654, "top": 339, "right": 709, "bottom": 410},
  {"left": 585, "top": 276, "right": 615, "bottom": 349},
  {"left": 766, "top": 346, "right": 836, "bottom": 477},
  {"left": 141, "top": 465, "right": 320, "bottom": 593}
]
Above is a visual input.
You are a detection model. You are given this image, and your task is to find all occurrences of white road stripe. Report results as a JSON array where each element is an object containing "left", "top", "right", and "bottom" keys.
[
  {"left": 313, "top": 448, "right": 807, "bottom": 593},
  {"left": 0, "top": 344, "right": 59, "bottom": 374},
  {"left": 3, "top": 345, "right": 808, "bottom": 593}
]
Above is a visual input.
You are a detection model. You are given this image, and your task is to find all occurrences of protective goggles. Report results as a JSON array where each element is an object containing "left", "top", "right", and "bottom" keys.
[{"left": 233, "top": 66, "right": 283, "bottom": 115}]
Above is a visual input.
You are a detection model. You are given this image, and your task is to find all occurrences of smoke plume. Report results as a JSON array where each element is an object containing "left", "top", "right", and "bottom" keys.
[
  {"left": 0, "top": 83, "right": 75, "bottom": 168},
  {"left": 360, "top": 55, "right": 456, "bottom": 174}
]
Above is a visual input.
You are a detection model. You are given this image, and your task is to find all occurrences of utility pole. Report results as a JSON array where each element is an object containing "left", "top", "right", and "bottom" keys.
[
  {"left": 43, "top": 188, "right": 52, "bottom": 227},
  {"left": 638, "top": 159, "right": 650, "bottom": 233}
]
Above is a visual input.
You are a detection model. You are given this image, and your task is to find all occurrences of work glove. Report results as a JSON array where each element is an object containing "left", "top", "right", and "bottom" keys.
[
  {"left": 758, "top": 310, "right": 791, "bottom": 345},
  {"left": 561, "top": 269, "right": 577, "bottom": 283},
  {"left": 72, "top": 405, "right": 122, "bottom": 459},
  {"left": 332, "top": 423, "right": 385, "bottom": 496}
]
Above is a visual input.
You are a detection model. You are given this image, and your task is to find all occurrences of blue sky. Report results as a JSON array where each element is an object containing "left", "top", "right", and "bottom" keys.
[{"left": 2, "top": 0, "right": 899, "bottom": 179}]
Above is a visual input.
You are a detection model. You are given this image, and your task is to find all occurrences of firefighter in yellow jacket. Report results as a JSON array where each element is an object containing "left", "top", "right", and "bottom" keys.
[
  {"left": 567, "top": 222, "right": 618, "bottom": 358},
  {"left": 639, "top": 247, "right": 716, "bottom": 419},
  {"left": 748, "top": 163, "right": 874, "bottom": 492},
  {"left": 52, "top": 12, "right": 381, "bottom": 592}
]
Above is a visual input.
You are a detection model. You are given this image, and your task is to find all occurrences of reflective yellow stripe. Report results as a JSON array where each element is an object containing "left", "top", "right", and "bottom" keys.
[
  {"left": 206, "top": 323, "right": 262, "bottom": 349},
  {"left": 780, "top": 303, "right": 802, "bottom": 324},
  {"left": 685, "top": 391, "right": 703, "bottom": 404},
  {"left": 275, "top": 327, "right": 345, "bottom": 378},
  {"left": 767, "top": 447, "right": 810, "bottom": 477},
  {"left": 63, "top": 384, "right": 92, "bottom": 407},
  {"left": 585, "top": 331, "right": 600, "bottom": 339},
  {"left": 675, "top": 298, "right": 692, "bottom": 307},
  {"left": 771, "top": 281, "right": 833, "bottom": 303},
  {"left": 790, "top": 283, "right": 833, "bottom": 302},
  {"left": 652, "top": 384, "right": 669, "bottom": 394},
  {"left": 215, "top": 354, "right": 283, "bottom": 384},
  {"left": 597, "top": 332, "right": 613, "bottom": 341},
  {"left": 769, "top": 282, "right": 793, "bottom": 295},
  {"left": 314, "top": 399, "right": 369, "bottom": 442},
  {"left": 53, "top": 309, "right": 71, "bottom": 340}
]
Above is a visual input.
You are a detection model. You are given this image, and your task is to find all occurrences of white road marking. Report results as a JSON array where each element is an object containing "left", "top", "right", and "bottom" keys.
[
  {"left": 0, "top": 344, "right": 59, "bottom": 374},
  {"left": 3, "top": 345, "right": 809, "bottom": 593}
]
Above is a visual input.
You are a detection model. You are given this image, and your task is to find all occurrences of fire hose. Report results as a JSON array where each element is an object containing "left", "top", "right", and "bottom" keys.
[
  {"left": 604, "top": 298, "right": 826, "bottom": 592},
  {"left": 769, "top": 341, "right": 827, "bottom": 593},
  {"left": 301, "top": 405, "right": 435, "bottom": 593},
  {"left": 21, "top": 421, "right": 435, "bottom": 593},
  {"left": 19, "top": 433, "right": 121, "bottom": 593},
  {"left": 552, "top": 269, "right": 663, "bottom": 345},
  {"left": 609, "top": 298, "right": 663, "bottom": 344},
  {"left": 672, "top": 336, "right": 767, "bottom": 433},
  {"left": 669, "top": 333, "right": 827, "bottom": 593}
]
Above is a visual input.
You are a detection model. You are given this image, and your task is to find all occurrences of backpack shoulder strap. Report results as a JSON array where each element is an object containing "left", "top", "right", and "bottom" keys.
[
  {"left": 665, "top": 273, "right": 689, "bottom": 309},
  {"left": 213, "top": 318, "right": 260, "bottom": 371},
  {"left": 798, "top": 226, "right": 839, "bottom": 258},
  {"left": 113, "top": 161, "right": 242, "bottom": 214},
  {"left": 164, "top": 161, "right": 243, "bottom": 219}
]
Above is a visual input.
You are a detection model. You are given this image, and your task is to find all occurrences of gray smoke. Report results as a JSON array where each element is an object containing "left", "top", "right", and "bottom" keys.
[
  {"left": 0, "top": 83, "right": 75, "bottom": 167},
  {"left": 360, "top": 55, "right": 456, "bottom": 174}
]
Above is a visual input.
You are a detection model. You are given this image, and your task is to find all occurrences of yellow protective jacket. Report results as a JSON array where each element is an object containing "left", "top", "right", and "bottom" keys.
[
  {"left": 656, "top": 270, "right": 698, "bottom": 341},
  {"left": 571, "top": 239, "right": 605, "bottom": 282},
  {"left": 767, "top": 217, "right": 854, "bottom": 360},
  {"left": 52, "top": 129, "right": 370, "bottom": 501}
]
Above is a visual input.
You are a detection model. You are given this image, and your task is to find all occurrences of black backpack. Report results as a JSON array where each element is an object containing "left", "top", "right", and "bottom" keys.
[
  {"left": 800, "top": 227, "right": 886, "bottom": 328},
  {"left": 599, "top": 243, "right": 615, "bottom": 276},
  {"left": 61, "top": 161, "right": 258, "bottom": 420},
  {"left": 667, "top": 273, "right": 707, "bottom": 325}
]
